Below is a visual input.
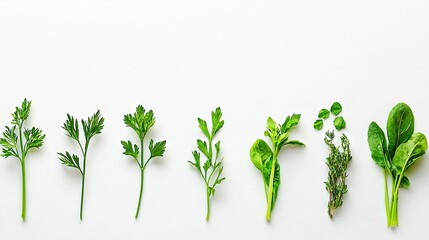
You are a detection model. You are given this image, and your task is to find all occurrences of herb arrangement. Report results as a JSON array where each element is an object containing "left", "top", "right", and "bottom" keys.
[
  {"left": 368, "top": 103, "right": 427, "bottom": 227},
  {"left": 188, "top": 107, "right": 225, "bottom": 221},
  {"left": 0, "top": 99, "right": 45, "bottom": 220},
  {"left": 58, "top": 110, "right": 104, "bottom": 220},
  {"left": 314, "top": 102, "right": 352, "bottom": 219},
  {"left": 121, "top": 105, "right": 166, "bottom": 219},
  {"left": 250, "top": 114, "right": 305, "bottom": 221}
]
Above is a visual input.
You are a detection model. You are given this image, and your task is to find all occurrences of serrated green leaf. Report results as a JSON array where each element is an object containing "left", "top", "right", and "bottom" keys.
[
  {"left": 149, "top": 139, "right": 166, "bottom": 159},
  {"left": 121, "top": 140, "right": 139, "bottom": 160}
]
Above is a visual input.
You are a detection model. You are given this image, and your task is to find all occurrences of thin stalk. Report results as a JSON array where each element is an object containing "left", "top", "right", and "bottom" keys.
[
  {"left": 384, "top": 169, "right": 390, "bottom": 225},
  {"left": 21, "top": 160, "right": 26, "bottom": 220},
  {"left": 206, "top": 184, "right": 211, "bottom": 221},
  {"left": 79, "top": 141, "right": 89, "bottom": 220},
  {"left": 135, "top": 139, "right": 145, "bottom": 219},
  {"left": 135, "top": 169, "right": 144, "bottom": 219},
  {"left": 265, "top": 150, "right": 278, "bottom": 221},
  {"left": 18, "top": 124, "right": 26, "bottom": 221}
]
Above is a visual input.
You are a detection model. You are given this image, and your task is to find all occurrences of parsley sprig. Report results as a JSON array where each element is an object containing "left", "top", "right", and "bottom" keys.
[
  {"left": 121, "top": 105, "right": 166, "bottom": 219},
  {"left": 188, "top": 107, "right": 225, "bottom": 221},
  {"left": 58, "top": 110, "right": 104, "bottom": 220},
  {"left": 0, "top": 99, "right": 45, "bottom": 220}
]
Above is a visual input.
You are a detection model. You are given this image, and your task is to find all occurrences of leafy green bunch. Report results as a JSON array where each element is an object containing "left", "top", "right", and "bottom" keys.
[
  {"left": 0, "top": 99, "right": 45, "bottom": 220},
  {"left": 324, "top": 131, "right": 351, "bottom": 218},
  {"left": 368, "top": 103, "right": 427, "bottom": 227},
  {"left": 188, "top": 107, "right": 225, "bottom": 221},
  {"left": 58, "top": 110, "right": 104, "bottom": 220},
  {"left": 121, "top": 105, "right": 166, "bottom": 219},
  {"left": 250, "top": 114, "right": 304, "bottom": 221}
]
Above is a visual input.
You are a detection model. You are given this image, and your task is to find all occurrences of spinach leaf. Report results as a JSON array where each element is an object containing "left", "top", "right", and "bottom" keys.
[
  {"left": 250, "top": 139, "right": 272, "bottom": 171},
  {"left": 387, "top": 103, "right": 414, "bottom": 158},
  {"left": 392, "top": 132, "right": 427, "bottom": 174},
  {"left": 368, "top": 122, "right": 389, "bottom": 168}
]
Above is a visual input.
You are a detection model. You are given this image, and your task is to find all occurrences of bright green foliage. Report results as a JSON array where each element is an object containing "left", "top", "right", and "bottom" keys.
[
  {"left": 324, "top": 131, "right": 351, "bottom": 218},
  {"left": 314, "top": 119, "right": 324, "bottom": 130},
  {"left": 0, "top": 99, "right": 45, "bottom": 220},
  {"left": 330, "top": 102, "right": 342, "bottom": 116},
  {"left": 188, "top": 107, "right": 225, "bottom": 221},
  {"left": 121, "top": 105, "right": 166, "bottom": 219},
  {"left": 333, "top": 116, "right": 346, "bottom": 130},
  {"left": 318, "top": 109, "right": 330, "bottom": 119},
  {"left": 250, "top": 114, "right": 304, "bottom": 221},
  {"left": 58, "top": 110, "right": 104, "bottom": 220},
  {"left": 314, "top": 102, "right": 346, "bottom": 131},
  {"left": 367, "top": 103, "right": 427, "bottom": 227}
]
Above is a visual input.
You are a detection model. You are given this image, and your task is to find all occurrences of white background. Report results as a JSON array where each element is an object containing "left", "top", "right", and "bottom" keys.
[{"left": 0, "top": 0, "right": 428, "bottom": 239}]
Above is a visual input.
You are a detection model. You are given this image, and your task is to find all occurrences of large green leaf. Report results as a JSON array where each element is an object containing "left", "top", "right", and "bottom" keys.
[
  {"left": 368, "top": 122, "right": 389, "bottom": 169},
  {"left": 250, "top": 139, "right": 272, "bottom": 171},
  {"left": 262, "top": 158, "right": 280, "bottom": 210},
  {"left": 392, "top": 132, "right": 427, "bottom": 174},
  {"left": 387, "top": 103, "right": 414, "bottom": 158}
]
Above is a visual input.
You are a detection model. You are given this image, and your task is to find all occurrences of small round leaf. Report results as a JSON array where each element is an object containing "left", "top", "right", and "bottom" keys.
[
  {"left": 331, "top": 102, "right": 342, "bottom": 116},
  {"left": 314, "top": 119, "right": 324, "bottom": 130},
  {"left": 333, "top": 116, "right": 346, "bottom": 130},
  {"left": 318, "top": 109, "right": 330, "bottom": 119}
]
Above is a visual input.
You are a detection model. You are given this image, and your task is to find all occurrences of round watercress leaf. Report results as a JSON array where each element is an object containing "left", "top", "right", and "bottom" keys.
[
  {"left": 314, "top": 119, "right": 324, "bottom": 130},
  {"left": 318, "top": 109, "right": 330, "bottom": 119},
  {"left": 333, "top": 116, "right": 346, "bottom": 130},
  {"left": 330, "top": 102, "right": 342, "bottom": 116}
]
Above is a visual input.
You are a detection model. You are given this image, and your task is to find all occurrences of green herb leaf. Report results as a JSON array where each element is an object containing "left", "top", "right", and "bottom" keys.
[
  {"left": 59, "top": 110, "right": 104, "bottom": 220},
  {"left": 330, "top": 102, "right": 342, "bottom": 116},
  {"left": 387, "top": 103, "right": 414, "bottom": 159},
  {"left": 1, "top": 99, "right": 44, "bottom": 220},
  {"left": 149, "top": 140, "right": 166, "bottom": 159},
  {"left": 314, "top": 119, "right": 324, "bottom": 130},
  {"left": 318, "top": 109, "right": 330, "bottom": 119},
  {"left": 368, "top": 122, "right": 389, "bottom": 168},
  {"left": 250, "top": 139, "right": 272, "bottom": 171},
  {"left": 121, "top": 105, "right": 166, "bottom": 219},
  {"left": 82, "top": 110, "right": 104, "bottom": 141},
  {"left": 121, "top": 140, "right": 139, "bottom": 160},
  {"left": 333, "top": 116, "right": 346, "bottom": 130},
  {"left": 392, "top": 132, "right": 427, "bottom": 174},
  {"left": 189, "top": 107, "right": 225, "bottom": 221}
]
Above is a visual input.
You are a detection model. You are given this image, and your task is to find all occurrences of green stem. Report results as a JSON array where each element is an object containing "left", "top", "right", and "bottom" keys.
[
  {"left": 80, "top": 173, "right": 85, "bottom": 220},
  {"left": 384, "top": 169, "right": 390, "bottom": 225},
  {"left": 21, "top": 160, "right": 26, "bottom": 220},
  {"left": 265, "top": 150, "right": 278, "bottom": 222},
  {"left": 135, "top": 169, "right": 144, "bottom": 219},
  {"left": 79, "top": 142, "right": 89, "bottom": 221},
  {"left": 206, "top": 185, "right": 211, "bottom": 221}
]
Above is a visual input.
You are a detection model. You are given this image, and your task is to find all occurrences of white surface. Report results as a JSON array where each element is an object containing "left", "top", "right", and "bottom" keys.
[{"left": 0, "top": 0, "right": 428, "bottom": 239}]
